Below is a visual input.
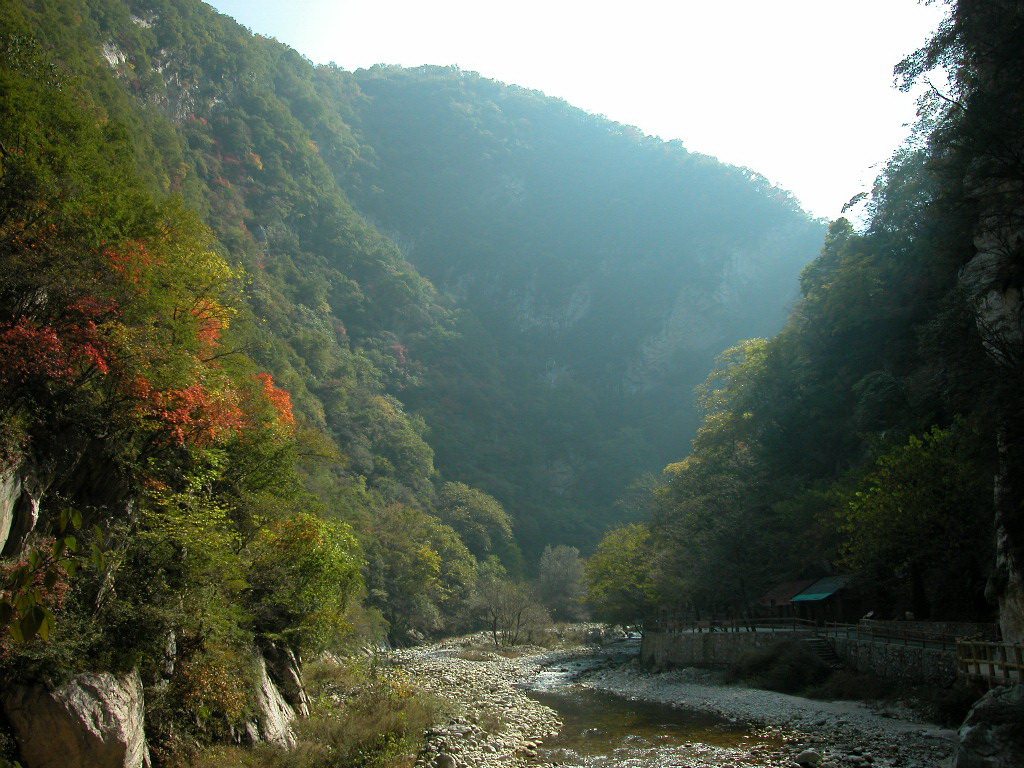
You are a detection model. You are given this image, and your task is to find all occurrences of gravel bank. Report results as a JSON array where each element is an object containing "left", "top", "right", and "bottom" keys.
[
  {"left": 577, "top": 657, "right": 957, "bottom": 768},
  {"left": 394, "top": 635, "right": 571, "bottom": 768},
  {"left": 396, "top": 636, "right": 957, "bottom": 768}
]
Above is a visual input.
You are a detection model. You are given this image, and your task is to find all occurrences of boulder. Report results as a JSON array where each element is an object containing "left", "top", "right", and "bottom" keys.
[
  {"left": 795, "top": 748, "right": 823, "bottom": 767},
  {"left": 250, "top": 654, "right": 297, "bottom": 749},
  {"left": 955, "top": 684, "right": 1024, "bottom": 768},
  {"left": 2, "top": 670, "right": 150, "bottom": 768},
  {"left": 0, "top": 460, "right": 51, "bottom": 557}
]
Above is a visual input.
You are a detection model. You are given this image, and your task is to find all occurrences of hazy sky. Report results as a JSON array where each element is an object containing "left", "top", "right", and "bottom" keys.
[{"left": 207, "top": 0, "right": 948, "bottom": 220}]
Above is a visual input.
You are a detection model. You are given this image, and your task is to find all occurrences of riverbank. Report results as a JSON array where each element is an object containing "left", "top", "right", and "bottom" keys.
[
  {"left": 578, "top": 657, "right": 957, "bottom": 768},
  {"left": 395, "top": 634, "right": 957, "bottom": 768},
  {"left": 395, "top": 635, "right": 568, "bottom": 768}
]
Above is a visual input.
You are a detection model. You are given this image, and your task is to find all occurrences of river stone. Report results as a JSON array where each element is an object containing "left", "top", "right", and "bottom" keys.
[
  {"left": 2, "top": 669, "right": 151, "bottom": 768},
  {"left": 955, "top": 684, "right": 1024, "bottom": 768},
  {"left": 433, "top": 754, "right": 458, "bottom": 768},
  {"left": 795, "top": 748, "right": 823, "bottom": 766}
]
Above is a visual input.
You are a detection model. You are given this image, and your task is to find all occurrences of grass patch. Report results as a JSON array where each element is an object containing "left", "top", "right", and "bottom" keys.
[
  {"left": 192, "top": 656, "right": 449, "bottom": 768},
  {"left": 455, "top": 650, "right": 496, "bottom": 662}
]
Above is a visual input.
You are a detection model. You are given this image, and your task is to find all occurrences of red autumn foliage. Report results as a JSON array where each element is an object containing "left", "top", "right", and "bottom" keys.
[
  {"left": 105, "top": 239, "right": 156, "bottom": 284},
  {"left": 191, "top": 299, "right": 226, "bottom": 349},
  {"left": 0, "top": 316, "right": 112, "bottom": 386},
  {"left": 255, "top": 373, "right": 295, "bottom": 427},
  {"left": 130, "top": 378, "right": 246, "bottom": 446}
]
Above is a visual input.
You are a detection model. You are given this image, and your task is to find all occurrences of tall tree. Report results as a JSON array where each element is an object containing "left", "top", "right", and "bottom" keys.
[{"left": 898, "top": 0, "right": 1024, "bottom": 640}]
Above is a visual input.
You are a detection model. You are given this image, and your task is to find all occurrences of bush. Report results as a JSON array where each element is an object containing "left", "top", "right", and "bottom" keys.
[
  {"left": 726, "top": 640, "right": 830, "bottom": 694},
  {"left": 804, "top": 670, "right": 895, "bottom": 701},
  {"left": 194, "top": 656, "right": 448, "bottom": 768},
  {"left": 908, "top": 682, "right": 983, "bottom": 727}
]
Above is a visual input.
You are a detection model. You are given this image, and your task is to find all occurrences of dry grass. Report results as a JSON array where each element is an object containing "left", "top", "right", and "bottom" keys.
[{"left": 191, "top": 655, "right": 448, "bottom": 768}]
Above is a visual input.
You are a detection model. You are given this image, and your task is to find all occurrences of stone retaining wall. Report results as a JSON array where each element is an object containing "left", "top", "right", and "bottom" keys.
[
  {"left": 641, "top": 630, "right": 960, "bottom": 686},
  {"left": 830, "top": 636, "right": 959, "bottom": 686},
  {"left": 860, "top": 619, "right": 998, "bottom": 640},
  {"left": 640, "top": 631, "right": 811, "bottom": 668}
]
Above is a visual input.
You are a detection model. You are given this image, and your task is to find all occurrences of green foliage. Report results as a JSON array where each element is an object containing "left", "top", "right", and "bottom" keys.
[
  {"left": 435, "top": 482, "right": 519, "bottom": 568},
  {"left": 640, "top": 134, "right": 999, "bottom": 619},
  {"left": 584, "top": 524, "right": 657, "bottom": 625},
  {"left": 537, "top": 545, "right": 587, "bottom": 621},
  {"left": 246, "top": 514, "right": 364, "bottom": 653},
  {"left": 358, "top": 501, "right": 478, "bottom": 643},
  {"left": 838, "top": 426, "right": 991, "bottom": 618}
]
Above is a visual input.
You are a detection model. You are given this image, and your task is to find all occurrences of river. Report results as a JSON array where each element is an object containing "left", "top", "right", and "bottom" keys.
[
  {"left": 399, "top": 634, "right": 954, "bottom": 768},
  {"left": 518, "top": 642, "right": 788, "bottom": 767}
]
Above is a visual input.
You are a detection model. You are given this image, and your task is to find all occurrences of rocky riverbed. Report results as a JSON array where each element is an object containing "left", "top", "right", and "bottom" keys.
[
  {"left": 577, "top": 657, "right": 957, "bottom": 768},
  {"left": 394, "top": 635, "right": 957, "bottom": 768}
]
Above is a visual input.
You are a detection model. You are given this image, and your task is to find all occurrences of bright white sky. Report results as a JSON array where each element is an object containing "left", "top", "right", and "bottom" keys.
[{"left": 207, "top": 0, "right": 948, "bottom": 220}]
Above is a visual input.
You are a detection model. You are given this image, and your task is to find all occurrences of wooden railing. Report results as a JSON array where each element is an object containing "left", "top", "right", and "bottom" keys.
[
  {"left": 821, "top": 621, "right": 960, "bottom": 652},
  {"left": 957, "top": 640, "right": 1024, "bottom": 685},
  {"left": 646, "top": 618, "right": 992, "bottom": 658},
  {"left": 645, "top": 616, "right": 816, "bottom": 634}
]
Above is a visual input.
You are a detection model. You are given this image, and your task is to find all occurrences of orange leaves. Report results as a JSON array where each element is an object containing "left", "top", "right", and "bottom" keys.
[
  {"left": 191, "top": 298, "right": 227, "bottom": 350},
  {"left": 255, "top": 372, "right": 295, "bottom": 427},
  {"left": 130, "top": 379, "right": 245, "bottom": 447},
  {"left": 104, "top": 239, "right": 156, "bottom": 285}
]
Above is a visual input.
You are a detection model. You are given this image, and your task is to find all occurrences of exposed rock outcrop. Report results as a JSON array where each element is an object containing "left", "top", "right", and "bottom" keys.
[
  {"left": 2, "top": 670, "right": 150, "bottom": 768},
  {"left": 249, "top": 654, "right": 297, "bottom": 749},
  {"left": 262, "top": 641, "right": 310, "bottom": 717},
  {"left": 0, "top": 459, "right": 52, "bottom": 557},
  {"left": 955, "top": 684, "right": 1024, "bottom": 768}
]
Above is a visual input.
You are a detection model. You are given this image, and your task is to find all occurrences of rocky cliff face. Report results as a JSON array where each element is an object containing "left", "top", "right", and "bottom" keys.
[
  {"left": 967, "top": 221, "right": 1024, "bottom": 643},
  {"left": 3, "top": 671, "right": 151, "bottom": 768}
]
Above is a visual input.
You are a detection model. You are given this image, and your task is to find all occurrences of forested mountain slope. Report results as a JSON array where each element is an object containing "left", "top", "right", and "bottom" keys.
[
  {"left": 340, "top": 66, "right": 825, "bottom": 549},
  {"left": 0, "top": 0, "right": 824, "bottom": 557},
  {"left": 0, "top": 0, "right": 820, "bottom": 681}
]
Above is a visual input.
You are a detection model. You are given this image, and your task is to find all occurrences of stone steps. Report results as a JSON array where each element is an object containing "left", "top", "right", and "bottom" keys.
[{"left": 803, "top": 636, "right": 844, "bottom": 669}]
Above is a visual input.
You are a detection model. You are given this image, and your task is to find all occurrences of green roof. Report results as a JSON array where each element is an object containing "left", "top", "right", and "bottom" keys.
[{"left": 790, "top": 576, "right": 851, "bottom": 602}]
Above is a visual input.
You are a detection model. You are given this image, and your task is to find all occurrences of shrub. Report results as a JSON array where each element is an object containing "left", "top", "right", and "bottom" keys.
[
  {"left": 246, "top": 514, "right": 364, "bottom": 653},
  {"left": 804, "top": 670, "right": 895, "bottom": 701},
  {"left": 726, "top": 640, "right": 830, "bottom": 694}
]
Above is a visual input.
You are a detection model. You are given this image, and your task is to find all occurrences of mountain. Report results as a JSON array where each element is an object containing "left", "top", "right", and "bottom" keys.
[
  {"left": 0, "top": 0, "right": 821, "bottom": 661},
  {"left": 337, "top": 65, "right": 826, "bottom": 550},
  {"left": 12, "top": 0, "right": 824, "bottom": 556}
]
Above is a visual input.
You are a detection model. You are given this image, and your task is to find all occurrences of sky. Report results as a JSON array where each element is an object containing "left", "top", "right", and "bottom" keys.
[{"left": 206, "top": 0, "right": 949, "bottom": 220}]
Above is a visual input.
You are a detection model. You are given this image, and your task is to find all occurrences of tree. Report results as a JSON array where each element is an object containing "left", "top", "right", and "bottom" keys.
[
  {"left": 245, "top": 513, "right": 364, "bottom": 653},
  {"left": 435, "top": 482, "right": 519, "bottom": 567},
  {"left": 472, "top": 557, "right": 549, "bottom": 645},
  {"left": 839, "top": 426, "right": 992, "bottom": 620},
  {"left": 585, "top": 524, "right": 657, "bottom": 626},
  {"left": 537, "top": 545, "right": 587, "bottom": 621}
]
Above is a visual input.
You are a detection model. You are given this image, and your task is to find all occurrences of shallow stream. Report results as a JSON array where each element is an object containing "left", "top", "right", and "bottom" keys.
[{"left": 520, "top": 645, "right": 787, "bottom": 767}]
